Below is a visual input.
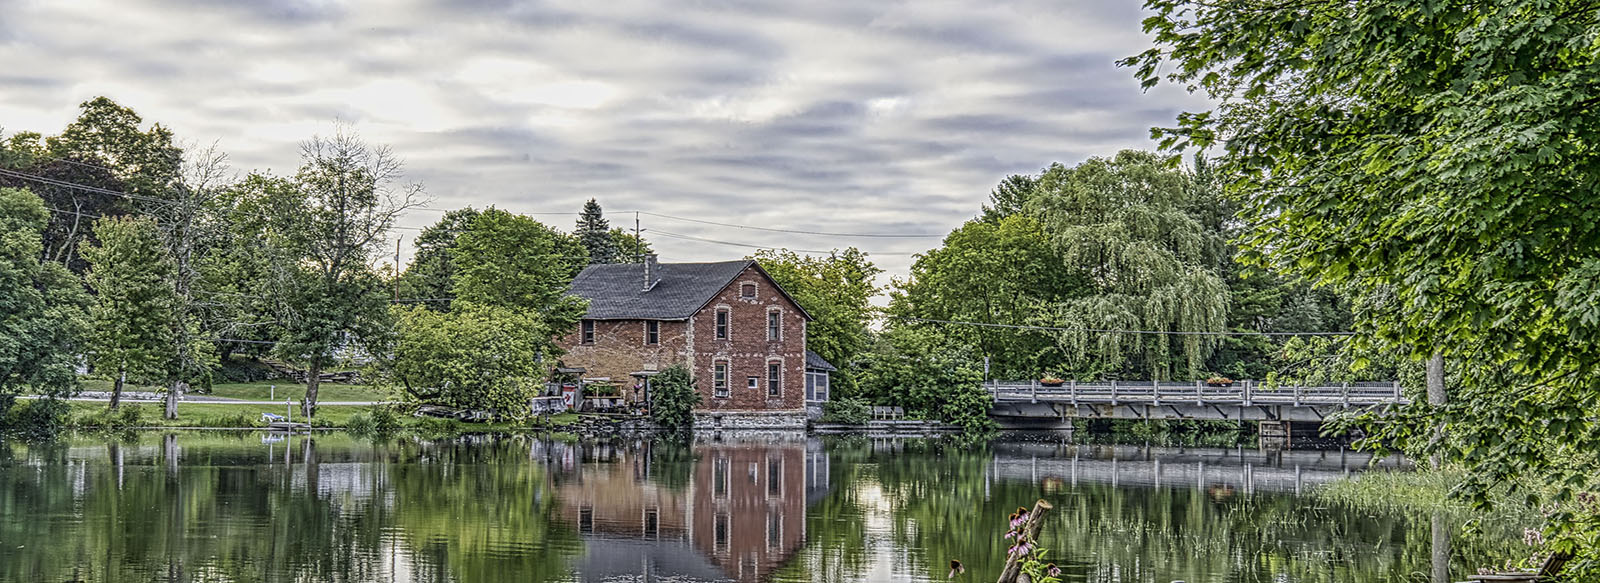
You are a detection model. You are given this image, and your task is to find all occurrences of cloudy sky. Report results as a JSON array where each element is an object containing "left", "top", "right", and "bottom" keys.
[{"left": 0, "top": 0, "right": 1209, "bottom": 285}]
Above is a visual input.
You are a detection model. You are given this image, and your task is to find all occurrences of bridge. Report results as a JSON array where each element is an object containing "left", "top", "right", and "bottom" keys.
[
  {"left": 983, "top": 442, "right": 1409, "bottom": 495},
  {"left": 985, "top": 380, "right": 1408, "bottom": 431}
]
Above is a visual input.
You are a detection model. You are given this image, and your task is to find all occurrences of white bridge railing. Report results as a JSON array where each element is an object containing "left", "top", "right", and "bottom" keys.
[{"left": 985, "top": 380, "right": 1405, "bottom": 407}]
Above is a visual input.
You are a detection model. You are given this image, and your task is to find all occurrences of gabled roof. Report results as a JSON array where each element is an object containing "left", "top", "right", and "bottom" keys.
[
  {"left": 567, "top": 259, "right": 812, "bottom": 321},
  {"left": 805, "top": 350, "right": 837, "bottom": 372}
]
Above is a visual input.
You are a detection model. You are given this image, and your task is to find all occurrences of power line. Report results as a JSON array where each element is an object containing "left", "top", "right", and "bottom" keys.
[
  {"left": 638, "top": 210, "right": 944, "bottom": 238},
  {"left": 0, "top": 167, "right": 172, "bottom": 204},
  {"left": 900, "top": 317, "right": 1359, "bottom": 337},
  {"left": 652, "top": 229, "right": 918, "bottom": 255}
]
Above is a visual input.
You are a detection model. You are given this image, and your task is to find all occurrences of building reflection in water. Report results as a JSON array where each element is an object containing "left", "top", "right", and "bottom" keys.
[{"left": 543, "top": 434, "right": 827, "bottom": 582}]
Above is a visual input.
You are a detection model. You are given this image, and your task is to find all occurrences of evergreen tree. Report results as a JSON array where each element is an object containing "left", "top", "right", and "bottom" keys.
[
  {"left": 82, "top": 216, "right": 177, "bottom": 409},
  {"left": 574, "top": 199, "right": 618, "bottom": 264}
]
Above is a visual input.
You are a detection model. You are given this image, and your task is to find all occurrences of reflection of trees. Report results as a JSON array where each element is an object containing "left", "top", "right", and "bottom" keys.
[
  {"left": 0, "top": 433, "right": 579, "bottom": 583},
  {"left": 844, "top": 438, "right": 1522, "bottom": 583}
]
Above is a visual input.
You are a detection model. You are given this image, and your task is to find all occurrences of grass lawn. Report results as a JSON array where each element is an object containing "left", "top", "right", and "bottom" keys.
[
  {"left": 76, "top": 379, "right": 391, "bottom": 402},
  {"left": 66, "top": 401, "right": 581, "bottom": 431}
]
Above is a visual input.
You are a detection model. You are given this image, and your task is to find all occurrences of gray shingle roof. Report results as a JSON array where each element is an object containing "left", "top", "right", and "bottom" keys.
[
  {"left": 805, "top": 350, "right": 837, "bottom": 372},
  {"left": 567, "top": 260, "right": 755, "bottom": 320}
]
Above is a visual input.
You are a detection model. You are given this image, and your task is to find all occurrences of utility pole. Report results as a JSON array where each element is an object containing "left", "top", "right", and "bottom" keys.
[
  {"left": 393, "top": 235, "right": 402, "bottom": 300},
  {"left": 634, "top": 211, "right": 642, "bottom": 263}
]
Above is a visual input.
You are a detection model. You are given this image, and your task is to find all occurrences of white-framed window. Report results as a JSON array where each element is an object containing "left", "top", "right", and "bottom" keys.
[
  {"left": 716, "top": 308, "right": 730, "bottom": 340},
  {"left": 747, "top": 376, "right": 759, "bottom": 389},
  {"left": 767, "top": 361, "right": 781, "bottom": 397},
  {"left": 645, "top": 320, "right": 659, "bottom": 345},
  {"left": 767, "top": 309, "right": 781, "bottom": 341},
  {"left": 714, "top": 361, "right": 729, "bottom": 398},
  {"left": 581, "top": 320, "right": 595, "bottom": 344},
  {"left": 807, "top": 371, "right": 830, "bottom": 402}
]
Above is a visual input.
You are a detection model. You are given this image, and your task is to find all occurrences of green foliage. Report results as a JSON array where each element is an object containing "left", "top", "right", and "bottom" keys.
[
  {"left": 0, "top": 187, "right": 89, "bottom": 404},
  {"left": 345, "top": 406, "right": 402, "bottom": 436},
  {"left": 71, "top": 404, "right": 149, "bottom": 430},
  {"left": 574, "top": 198, "right": 618, "bottom": 264},
  {"left": 648, "top": 365, "right": 700, "bottom": 431},
  {"left": 1129, "top": 1, "right": 1600, "bottom": 572},
  {"left": 978, "top": 173, "right": 1039, "bottom": 223},
  {"left": 397, "top": 207, "right": 481, "bottom": 309},
  {"left": 392, "top": 303, "right": 549, "bottom": 416},
  {"left": 609, "top": 228, "right": 651, "bottom": 262},
  {"left": 856, "top": 327, "right": 993, "bottom": 432},
  {"left": 83, "top": 216, "right": 178, "bottom": 394},
  {"left": 891, "top": 213, "right": 1079, "bottom": 380},
  {"left": 451, "top": 207, "right": 588, "bottom": 334},
  {"left": 1032, "top": 150, "right": 1229, "bottom": 380},
  {"left": 2, "top": 398, "right": 70, "bottom": 439},
  {"left": 753, "top": 247, "right": 880, "bottom": 395},
  {"left": 821, "top": 396, "right": 871, "bottom": 424}
]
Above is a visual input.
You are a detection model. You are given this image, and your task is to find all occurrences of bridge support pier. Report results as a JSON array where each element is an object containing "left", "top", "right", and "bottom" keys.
[{"left": 1259, "top": 420, "right": 1290, "bottom": 449}]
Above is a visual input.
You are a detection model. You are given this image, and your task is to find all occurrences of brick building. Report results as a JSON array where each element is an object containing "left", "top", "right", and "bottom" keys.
[{"left": 558, "top": 256, "right": 829, "bottom": 428}]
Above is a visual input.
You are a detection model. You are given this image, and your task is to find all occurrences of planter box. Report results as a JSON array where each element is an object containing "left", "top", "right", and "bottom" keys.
[{"left": 1040, "top": 381, "right": 1065, "bottom": 387}]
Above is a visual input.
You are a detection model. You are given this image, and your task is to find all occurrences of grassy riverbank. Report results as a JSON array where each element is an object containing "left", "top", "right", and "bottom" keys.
[{"left": 65, "top": 401, "right": 580, "bottom": 432}]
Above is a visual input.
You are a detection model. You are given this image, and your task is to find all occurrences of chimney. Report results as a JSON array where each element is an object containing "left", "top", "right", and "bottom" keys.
[{"left": 642, "top": 254, "right": 658, "bottom": 291}]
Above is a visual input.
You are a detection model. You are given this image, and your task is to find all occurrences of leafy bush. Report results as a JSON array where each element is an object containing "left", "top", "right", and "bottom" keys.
[
  {"left": 346, "top": 406, "right": 402, "bottom": 436},
  {"left": 649, "top": 365, "right": 700, "bottom": 431},
  {"left": 821, "top": 397, "right": 870, "bottom": 424},
  {"left": 2, "top": 398, "right": 70, "bottom": 439}
]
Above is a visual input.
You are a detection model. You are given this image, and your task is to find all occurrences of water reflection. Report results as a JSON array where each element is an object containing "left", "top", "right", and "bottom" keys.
[{"left": 0, "top": 433, "right": 1523, "bottom": 583}]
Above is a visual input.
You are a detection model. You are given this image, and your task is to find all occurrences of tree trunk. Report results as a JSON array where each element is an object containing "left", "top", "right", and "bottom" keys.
[
  {"left": 997, "top": 499, "right": 1054, "bottom": 583},
  {"left": 110, "top": 367, "right": 125, "bottom": 410},
  {"left": 302, "top": 361, "right": 321, "bottom": 419},
  {"left": 1426, "top": 353, "right": 1446, "bottom": 468},
  {"left": 164, "top": 379, "right": 185, "bottom": 420}
]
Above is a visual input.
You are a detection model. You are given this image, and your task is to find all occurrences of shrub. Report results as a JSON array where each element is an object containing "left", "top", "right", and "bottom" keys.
[
  {"left": 649, "top": 365, "right": 700, "bottom": 431},
  {"left": 75, "top": 405, "right": 148, "bottom": 430},
  {"left": 347, "top": 406, "right": 402, "bottom": 436},
  {"left": 2, "top": 398, "right": 70, "bottom": 439},
  {"left": 821, "top": 397, "right": 871, "bottom": 424}
]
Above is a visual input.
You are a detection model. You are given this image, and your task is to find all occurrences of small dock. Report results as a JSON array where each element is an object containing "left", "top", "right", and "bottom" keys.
[{"left": 266, "top": 421, "right": 311, "bottom": 432}]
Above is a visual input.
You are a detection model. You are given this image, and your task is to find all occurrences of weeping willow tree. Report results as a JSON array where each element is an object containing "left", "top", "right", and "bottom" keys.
[{"left": 1032, "top": 150, "right": 1228, "bottom": 380}]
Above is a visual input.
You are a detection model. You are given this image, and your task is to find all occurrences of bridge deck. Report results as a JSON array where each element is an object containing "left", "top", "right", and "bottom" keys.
[{"left": 987, "top": 380, "right": 1405, "bottom": 406}]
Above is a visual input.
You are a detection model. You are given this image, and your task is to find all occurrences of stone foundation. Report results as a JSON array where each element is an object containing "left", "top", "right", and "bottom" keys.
[{"left": 691, "top": 409, "right": 807, "bottom": 431}]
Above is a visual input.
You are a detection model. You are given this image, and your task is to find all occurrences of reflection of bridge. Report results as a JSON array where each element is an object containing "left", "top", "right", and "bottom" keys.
[
  {"left": 986, "top": 380, "right": 1408, "bottom": 430},
  {"left": 982, "top": 442, "right": 1410, "bottom": 495}
]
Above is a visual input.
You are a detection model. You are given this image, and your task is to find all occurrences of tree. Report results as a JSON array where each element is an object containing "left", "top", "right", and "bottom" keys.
[
  {"left": 649, "top": 365, "right": 700, "bottom": 431},
  {"left": 1032, "top": 151, "right": 1229, "bottom": 380},
  {"left": 0, "top": 98, "right": 182, "bottom": 272},
  {"left": 242, "top": 128, "right": 421, "bottom": 418},
  {"left": 610, "top": 228, "right": 652, "bottom": 263},
  {"left": 978, "top": 174, "right": 1039, "bottom": 223},
  {"left": 753, "top": 248, "right": 881, "bottom": 394},
  {"left": 574, "top": 199, "right": 618, "bottom": 264},
  {"left": 1128, "top": 1, "right": 1600, "bottom": 574},
  {"left": 854, "top": 327, "right": 992, "bottom": 432},
  {"left": 82, "top": 216, "right": 176, "bottom": 409},
  {"left": 451, "top": 208, "right": 588, "bottom": 333},
  {"left": 392, "top": 303, "right": 550, "bottom": 415},
  {"left": 0, "top": 188, "right": 89, "bottom": 432},
  {"left": 397, "top": 207, "right": 481, "bottom": 309},
  {"left": 891, "top": 214, "right": 1082, "bottom": 381}
]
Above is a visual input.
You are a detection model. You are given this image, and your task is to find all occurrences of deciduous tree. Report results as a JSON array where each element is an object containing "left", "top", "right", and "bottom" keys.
[
  {"left": 0, "top": 187, "right": 88, "bottom": 429},
  {"left": 82, "top": 216, "right": 176, "bottom": 409}
]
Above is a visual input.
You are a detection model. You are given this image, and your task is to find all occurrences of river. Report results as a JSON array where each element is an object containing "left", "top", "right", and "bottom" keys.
[{"left": 0, "top": 432, "right": 1523, "bottom": 582}]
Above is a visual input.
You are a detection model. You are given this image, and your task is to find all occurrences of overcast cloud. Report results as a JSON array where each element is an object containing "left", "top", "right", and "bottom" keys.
[{"left": 0, "top": 0, "right": 1210, "bottom": 286}]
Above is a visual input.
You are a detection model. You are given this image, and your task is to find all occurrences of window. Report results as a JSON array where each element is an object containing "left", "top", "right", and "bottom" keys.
[
  {"left": 714, "top": 512, "right": 730, "bottom": 553},
  {"left": 807, "top": 372, "right": 831, "bottom": 402},
  {"left": 747, "top": 376, "right": 759, "bottom": 390},
  {"left": 767, "top": 362, "right": 781, "bottom": 397},
  {"left": 713, "top": 457, "right": 730, "bottom": 497},
  {"left": 581, "top": 320, "right": 595, "bottom": 344},
  {"left": 766, "top": 458, "right": 782, "bottom": 496},
  {"left": 741, "top": 283, "right": 756, "bottom": 298},
  {"left": 644, "top": 507, "right": 659, "bottom": 539},
  {"left": 767, "top": 512, "right": 782, "bottom": 549},
  {"left": 716, "top": 309, "right": 729, "bottom": 340},
  {"left": 767, "top": 310, "right": 781, "bottom": 341},
  {"left": 645, "top": 320, "right": 659, "bottom": 345},
  {"left": 806, "top": 372, "right": 817, "bottom": 401},
  {"left": 714, "top": 362, "right": 729, "bottom": 398},
  {"left": 579, "top": 505, "right": 594, "bottom": 534}
]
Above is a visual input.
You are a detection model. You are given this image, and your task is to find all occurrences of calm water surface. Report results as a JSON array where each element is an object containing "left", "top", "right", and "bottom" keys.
[{"left": 0, "top": 433, "right": 1522, "bottom": 582}]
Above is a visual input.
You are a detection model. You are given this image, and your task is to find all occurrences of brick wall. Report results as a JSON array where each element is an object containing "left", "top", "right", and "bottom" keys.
[
  {"left": 689, "top": 264, "right": 806, "bottom": 413},
  {"left": 557, "top": 263, "right": 807, "bottom": 414},
  {"left": 559, "top": 319, "right": 691, "bottom": 397}
]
